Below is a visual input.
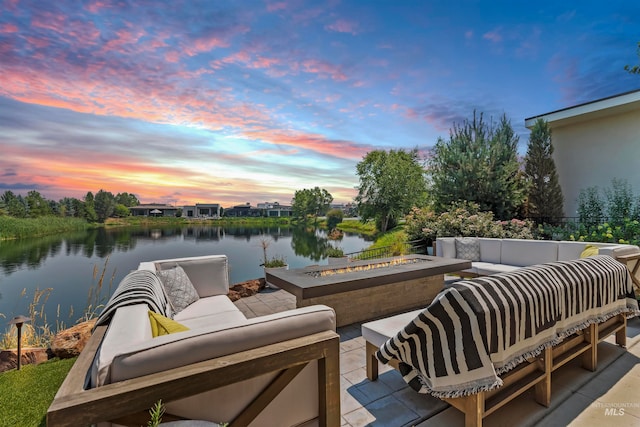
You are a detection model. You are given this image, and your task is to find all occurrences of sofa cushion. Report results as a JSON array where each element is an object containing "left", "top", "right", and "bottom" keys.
[
  {"left": 362, "top": 309, "right": 424, "bottom": 348},
  {"left": 158, "top": 266, "right": 200, "bottom": 314},
  {"left": 455, "top": 237, "right": 480, "bottom": 261},
  {"left": 557, "top": 241, "right": 590, "bottom": 261},
  {"left": 156, "top": 255, "right": 229, "bottom": 298},
  {"left": 436, "top": 238, "right": 456, "bottom": 258},
  {"left": 500, "top": 239, "right": 558, "bottom": 267},
  {"left": 599, "top": 244, "right": 640, "bottom": 259},
  {"left": 148, "top": 311, "right": 189, "bottom": 337},
  {"left": 478, "top": 238, "right": 502, "bottom": 263},
  {"left": 174, "top": 294, "right": 242, "bottom": 322},
  {"left": 475, "top": 263, "right": 521, "bottom": 276},
  {"left": 109, "top": 305, "right": 336, "bottom": 384}
]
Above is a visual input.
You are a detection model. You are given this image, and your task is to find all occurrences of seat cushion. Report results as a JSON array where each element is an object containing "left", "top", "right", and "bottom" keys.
[
  {"left": 174, "top": 295, "right": 242, "bottom": 322},
  {"left": 474, "top": 263, "right": 521, "bottom": 276},
  {"left": 362, "top": 309, "right": 424, "bottom": 348}
]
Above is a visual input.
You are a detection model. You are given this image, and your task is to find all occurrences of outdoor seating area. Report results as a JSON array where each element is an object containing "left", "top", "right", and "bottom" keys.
[{"left": 46, "top": 250, "right": 640, "bottom": 426}]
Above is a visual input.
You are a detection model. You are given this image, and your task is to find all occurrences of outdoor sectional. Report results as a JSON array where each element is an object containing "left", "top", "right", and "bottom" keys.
[
  {"left": 436, "top": 237, "right": 640, "bottom": 282},
  {"left": 47, "top": 255, "right": 341, "bottom": 427}
]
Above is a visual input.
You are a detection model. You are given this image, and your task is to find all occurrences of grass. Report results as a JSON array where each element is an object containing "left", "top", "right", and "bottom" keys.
[
  {"left": 0, "top": 216, "right": 89, "bottom": 240},
  {"left": 0, "top": 357, "right": 76, "bottom": 427},
  {"left": 336, "top": 218, "right": 377, "bottom": 236}
]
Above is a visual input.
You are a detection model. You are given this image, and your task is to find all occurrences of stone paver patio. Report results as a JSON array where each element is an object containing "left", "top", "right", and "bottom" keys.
[{"left": 233, "top": 283, "right": 640, "bottom": 427}]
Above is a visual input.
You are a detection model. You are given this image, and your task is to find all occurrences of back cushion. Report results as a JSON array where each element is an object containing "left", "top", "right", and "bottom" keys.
[
  {"left": 157, "top": 255, "right": 229, "bottom": 297},
  {"left": 500, "top": 239, "right": 558, "bottom": 267},
  {"left": 436, "top": 238, "right": 456, "bottom": 258},
  {"left": 478, "top": 238, "right": 502, "bottom": 263},
  {"left": 557, "top": 241, "right": 588, "bottom": 261}
]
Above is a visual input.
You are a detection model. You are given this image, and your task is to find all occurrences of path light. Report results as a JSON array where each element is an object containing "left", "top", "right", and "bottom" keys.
[{"left": 8, "top": 315, "right": 31, "bottom": 370}]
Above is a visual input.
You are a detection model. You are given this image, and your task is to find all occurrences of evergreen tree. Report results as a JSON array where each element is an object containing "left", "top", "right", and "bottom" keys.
[
  {"left": 84, "top": 191, "right": 98, "bottom": 222},
  {"left": 429, "top": 112, "right": 525, "bottom": 220},
  {"left": 524, "top": 119, "right": 564, "bottom": 222}
]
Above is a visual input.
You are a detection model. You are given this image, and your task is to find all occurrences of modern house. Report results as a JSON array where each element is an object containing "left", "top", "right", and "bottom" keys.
[
  {"left": 256, "top": 201, "right": 293, "bottom": 217},
  {"left": 128, "top": 204, "right": 180, "bottom": 217},
  {"left": 182, "top": 203, "right": 221, "bottom": 218},
  {"left": 525, "top": 89, "right": 640, "bottom": 217},
  {"left": 223, "top": 203, "right": 263, "bottom": 217}
]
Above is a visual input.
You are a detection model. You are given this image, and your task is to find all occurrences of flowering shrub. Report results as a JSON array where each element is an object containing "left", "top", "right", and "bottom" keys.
[{"left": 405, "top": 201, "right": 534, "bottom": 241}]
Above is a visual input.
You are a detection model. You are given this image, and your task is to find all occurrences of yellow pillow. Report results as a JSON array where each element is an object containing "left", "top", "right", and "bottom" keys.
[
  {"left": 580, "top": 244, "right": 599, "bottom": 258},
  {"left": 148, "top": 311, "right": 189, "bottom": 337}
]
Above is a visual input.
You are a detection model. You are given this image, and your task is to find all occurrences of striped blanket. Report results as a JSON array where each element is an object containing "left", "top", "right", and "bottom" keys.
[
  {"left": 95, "top": 269, "right": 170, "bottom": 327},
  {"left": 377, "top": 255, "right": 640, "bottom": 398}
]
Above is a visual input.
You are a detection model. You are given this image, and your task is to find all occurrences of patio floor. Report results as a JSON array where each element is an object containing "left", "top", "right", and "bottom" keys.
[{"left": 233, "top": 282, "right": 640, "bottom": 427}]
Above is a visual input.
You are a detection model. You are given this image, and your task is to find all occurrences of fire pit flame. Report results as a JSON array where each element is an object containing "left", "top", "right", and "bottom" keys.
[{"left": 307, "top": 257, "right": 427, "bottom": 278}]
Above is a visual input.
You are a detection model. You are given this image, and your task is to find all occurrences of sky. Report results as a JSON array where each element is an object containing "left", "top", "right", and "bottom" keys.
[{"left": 1, "top": 0, "right": 639, "bottom": 207}]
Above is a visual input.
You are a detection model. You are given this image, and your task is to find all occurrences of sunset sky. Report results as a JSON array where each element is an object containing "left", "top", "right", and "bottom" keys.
[{"left": 1, "top": 0, "right": 639, "bottom": 207}]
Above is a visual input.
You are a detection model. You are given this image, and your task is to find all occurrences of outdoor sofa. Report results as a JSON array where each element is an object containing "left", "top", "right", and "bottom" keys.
[
  {"left": 47, "top": 254, "right": 341, "bottom": 427},
  {"left": 363, "top": 255, "right": 640, "bottom": 427},
  {"left": 436, "top": 237, "right": 640, "bottom": 282}
]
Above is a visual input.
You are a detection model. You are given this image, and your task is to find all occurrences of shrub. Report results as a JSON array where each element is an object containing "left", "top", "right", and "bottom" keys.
[{"left": 405, "top": 201, "right": 534, "bottom": 241}]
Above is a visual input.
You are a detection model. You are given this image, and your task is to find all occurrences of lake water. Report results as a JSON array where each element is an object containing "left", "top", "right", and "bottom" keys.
[{"left": 0, "top": 225, "right": 372, "bottom": 327}]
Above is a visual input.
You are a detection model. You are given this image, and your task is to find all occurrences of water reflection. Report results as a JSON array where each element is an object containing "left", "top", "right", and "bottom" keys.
[{"left": 0, "top": 224, "right": 369, "bottom": 277}]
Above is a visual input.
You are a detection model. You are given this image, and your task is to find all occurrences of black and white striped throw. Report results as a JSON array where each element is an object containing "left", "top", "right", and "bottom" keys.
[
  {"left": 95, "top": 269, "right": 170, "bottom": 327},
  {"left": 377, "top": 255, "right": 640, "bottom": 398}
]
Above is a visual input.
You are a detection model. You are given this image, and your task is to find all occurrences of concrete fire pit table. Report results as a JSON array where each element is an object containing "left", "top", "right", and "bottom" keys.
[{"left": 265, "top": 254, "right": 471, "bottom": 327}]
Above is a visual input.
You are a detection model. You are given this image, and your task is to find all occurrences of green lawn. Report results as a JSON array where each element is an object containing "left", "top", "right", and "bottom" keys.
[{"left": 0, "top": 358, "right": 76, "bottom": 427}]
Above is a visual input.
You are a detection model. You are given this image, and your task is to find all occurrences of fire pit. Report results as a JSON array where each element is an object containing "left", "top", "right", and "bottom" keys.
[{"left": 266, "top": 254, "right": 471, "bottom": 326}]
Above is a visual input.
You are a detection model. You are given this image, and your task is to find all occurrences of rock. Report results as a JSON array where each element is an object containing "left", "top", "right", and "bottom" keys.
[
  {"left": 227, "top": 278, "right": 265, "bottom": 301},
  {"left": 0, "top": 347, "right": 49, "bottom": 372},
  {"left": 50, "top": 318, "right": 97, "bottom": 359}
]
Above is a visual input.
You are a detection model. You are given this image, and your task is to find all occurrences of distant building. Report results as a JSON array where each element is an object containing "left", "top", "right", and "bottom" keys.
[
  {"left": 129, "top": 204, "right": 179, "bottom": 217},
  {"left": 525, "top": 89, "right": 640, "bottom": 216},
  {"left": 182, "top": 203, "right": 221, "bottom": 218},
  {"left": 224, "top": 203, "right": 262, "bottom": 217},
  {"left": 257, "top": 201, "right": 293, "bottom": 217}
]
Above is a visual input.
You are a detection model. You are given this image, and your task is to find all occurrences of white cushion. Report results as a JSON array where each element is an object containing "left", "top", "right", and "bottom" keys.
[
  {"left": 599, "top": 244, "right": 640, "bottom": 258},
  {"left": 557, "top": 241, "right": 589, "bottom": 261},
  {"left": 475, "top": 263, "right": 521, "bottom": 275},
  {"left": 478, "top": 238, "right": 502, "bottom": 263},
  {"left": 92, "top": 304, "right": 151, "bottom": 387},
  {"left": 362, "top": 309, "right": 424, "bottom": 348},
  {"left": 500, "top": 239, "right": 558, "bottom": 267},
  {"left": 174, "top": 295, "right": 241, "bottom": 322},
  {"left": 436, "top": 238, "right": 456, "bottom": 258}
]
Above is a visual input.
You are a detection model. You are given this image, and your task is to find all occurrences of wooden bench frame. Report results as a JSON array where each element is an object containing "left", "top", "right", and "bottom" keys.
[
  {"left": 47, "top": 326, "right": 341, "bottom": 427},
  {"left": 366, "top": 313, "right": 627, "bottom": 427}
]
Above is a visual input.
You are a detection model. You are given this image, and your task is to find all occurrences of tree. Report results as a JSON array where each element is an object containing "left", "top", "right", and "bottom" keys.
[
  {"left": 25, "top": 190, "right": 52, "bottom": 217},
  {"left": 115, "top": 192, "right": 140, "bottom": 207},
  {"left": 83, "top": 192, "right": 98, "bottom": 222},
  {"left": 291, "top": 187, "right": 333, "bottom": 221},
  {"left": 624, "top": 41, "right": 640, "bottom": 74},
  {"left": 355, "top": 148, "right": 428, "bottom": 232},
  {"left": 114, "top": 204, "right": 130, "bottom": 217},
  {"left": 524, "top": 119, "right": 564, "bottom": 222},
  {"left": 429, "top": 112, "right": 525, "bottom": 220},
  {"left": 326, "top": 208, "right": 344, "bottom": 230},
  {"left": 94, "top": 189, "right": 116, "bottom": 222}
]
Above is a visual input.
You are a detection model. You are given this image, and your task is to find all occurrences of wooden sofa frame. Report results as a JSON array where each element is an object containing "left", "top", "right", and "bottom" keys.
[
  {"left": 47, "top": 326, "right": 341, "bottom": 427},
  {"left": 367, "top": 313, "right": 627, "bottom": 427}
]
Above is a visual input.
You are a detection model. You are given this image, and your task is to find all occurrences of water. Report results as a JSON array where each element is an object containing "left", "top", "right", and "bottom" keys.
[{"left": 0, "top": 225, "right": 372, "bottom": 326}]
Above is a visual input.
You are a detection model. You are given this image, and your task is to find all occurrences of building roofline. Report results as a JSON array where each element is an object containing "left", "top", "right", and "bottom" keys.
[{"left": 525, "top": 88, "right": 640, "bottom": 128}]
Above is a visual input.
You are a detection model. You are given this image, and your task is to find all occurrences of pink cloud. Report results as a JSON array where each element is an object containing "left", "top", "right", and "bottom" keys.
[
  {"left": 302, "top": 59, "right": 347, "bottom": 81},
  {"left": 186, "top": 35, "right": 230, "bottom": 56},
  {"left": 0, "top": 23, "right": 18, "bottom": 33},
  {"left": 266, "top": 1, "right": 288, "bottom": 12},
  {"left": 325, "top": 19, "right": 359, "bottom": 35},
  {"left": 164, "top": 51, "right": 180, "bottom": 63},
  {"left": 483, "top": 28, "right": 502, "bottom": 43}
]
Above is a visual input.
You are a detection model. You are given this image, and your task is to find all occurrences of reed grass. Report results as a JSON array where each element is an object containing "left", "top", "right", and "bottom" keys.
[
  {"left": 0, "top": 216, "right": 89, "bottom": 240},
  {"left": 0, "top": 257, "right": 116, "bottom": 350}
]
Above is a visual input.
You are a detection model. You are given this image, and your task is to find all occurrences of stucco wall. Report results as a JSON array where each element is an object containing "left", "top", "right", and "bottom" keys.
[{"left": 551, "top": 108, "right": 640, "bottom": 216}]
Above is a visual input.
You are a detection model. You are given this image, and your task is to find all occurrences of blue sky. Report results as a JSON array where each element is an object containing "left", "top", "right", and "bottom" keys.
[{"left": 1, "top": 0, "right": 639, "bottom": 206}]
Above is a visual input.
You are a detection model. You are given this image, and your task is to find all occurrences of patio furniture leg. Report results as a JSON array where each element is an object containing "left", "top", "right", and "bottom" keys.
[{"left": 366, "top": 341, "right": 379, "bottom": 381}]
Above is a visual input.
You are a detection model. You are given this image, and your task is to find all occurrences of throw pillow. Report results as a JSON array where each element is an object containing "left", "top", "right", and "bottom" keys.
[
  {"left": 157, "top": 265, "right": 200, "bottom": 314},
  {"left": 455, "top": 237, "right": 481, "bottom": 262},
  {"left": 148, "top": 310, "right": 189, "bottom": 337},
  {"left": 580, "top": 244, "right": 599, "bottom": 258}
]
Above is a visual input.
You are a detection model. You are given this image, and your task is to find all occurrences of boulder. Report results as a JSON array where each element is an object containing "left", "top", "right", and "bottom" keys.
[
  {"left": 0, "top": 347, "right": 49, "bottom": 372},
  {"left": 50, "top": 318, "right": 97, "bottom": 359},
  {"left": 227, "top": 278, "right": 265, "bottom": 301}
]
